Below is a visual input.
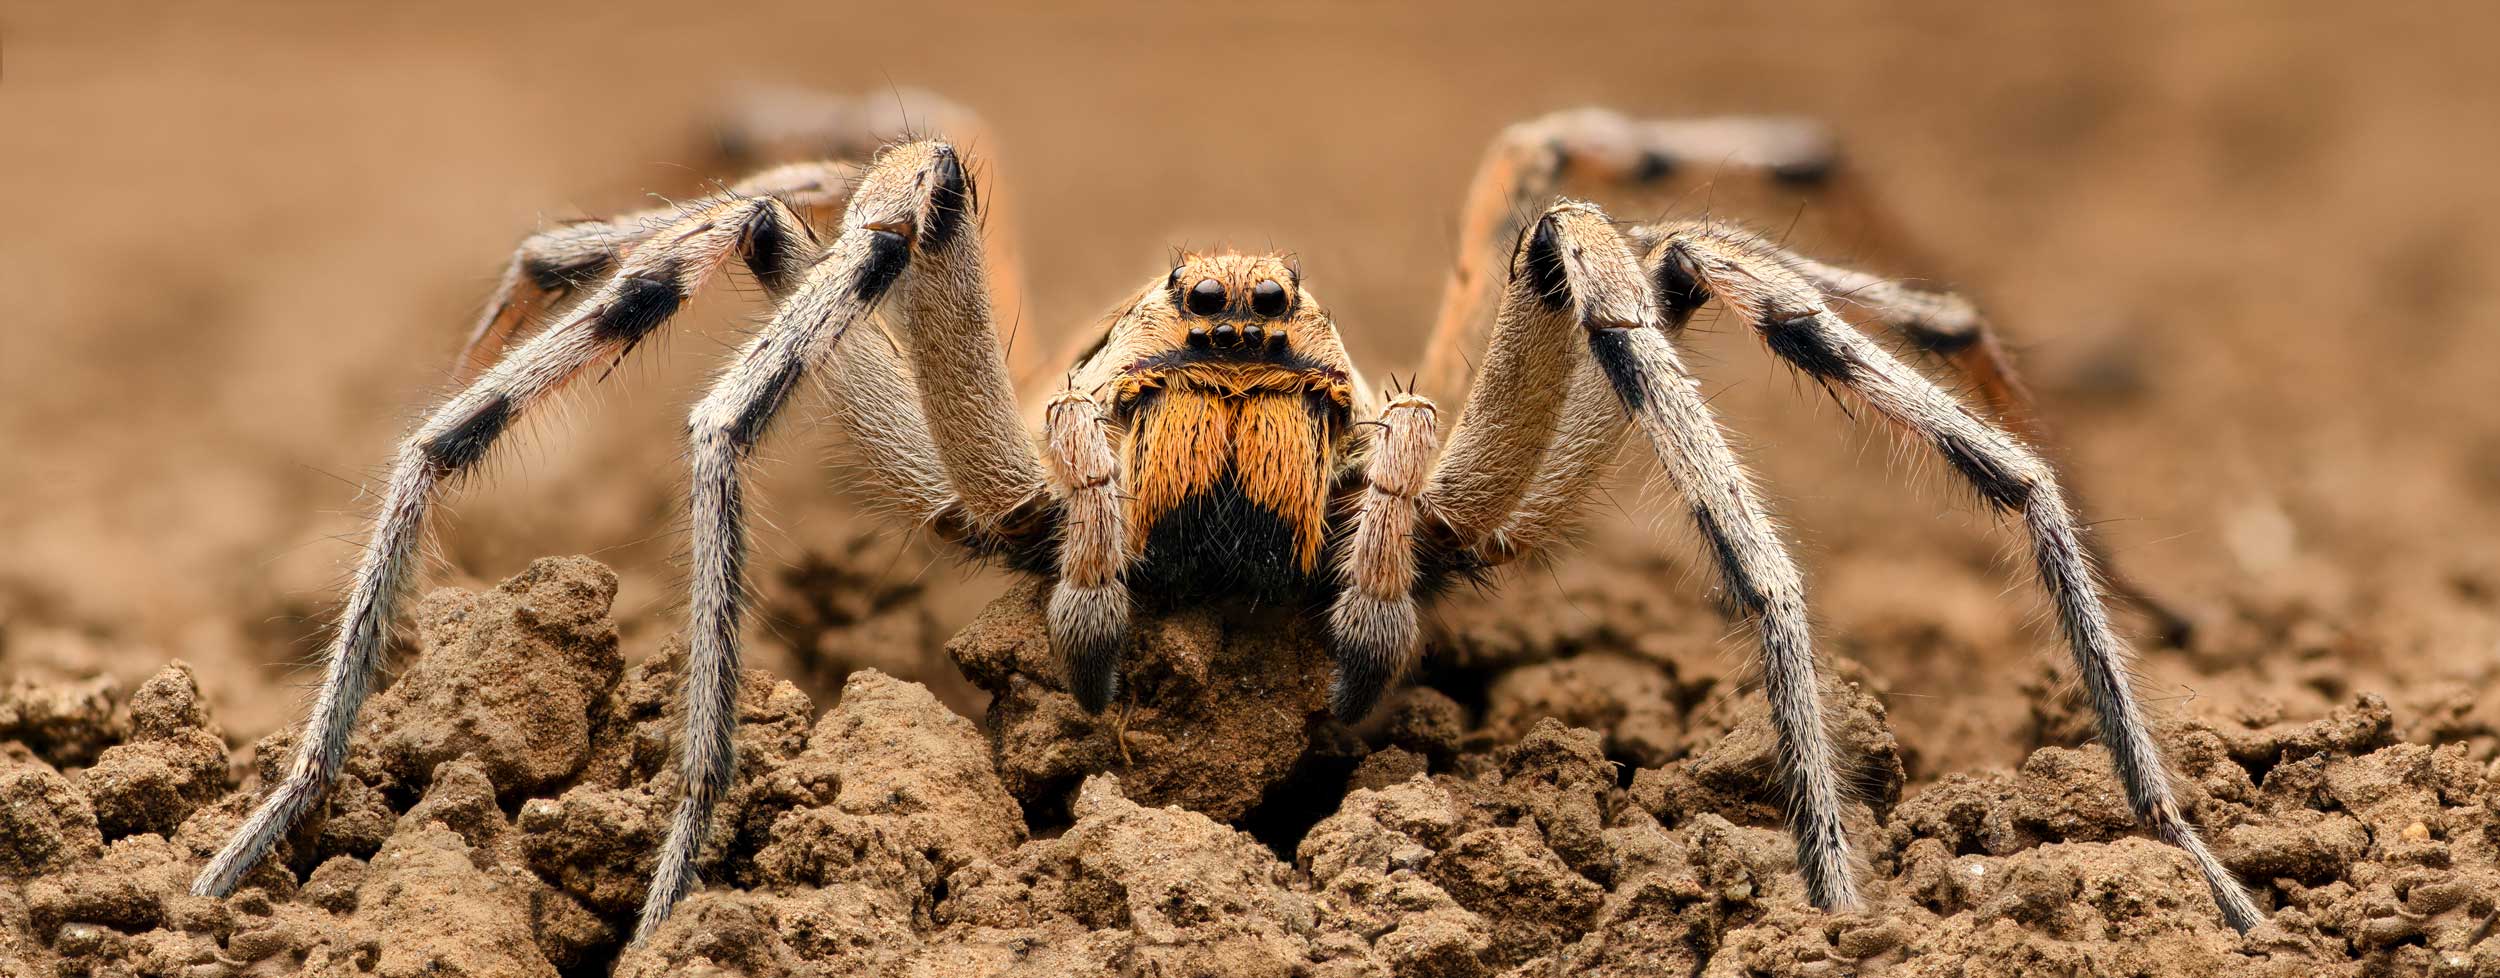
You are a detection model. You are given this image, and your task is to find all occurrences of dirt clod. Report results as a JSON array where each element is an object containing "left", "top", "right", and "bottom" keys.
[
  {"left": 948, "top": 579, "right": 1338, "bottom": 823},
  {"left": 76, "top": 663, "right": 226, "bottom": 841},
  {"left": 0, "top": 675, "right": 121, "bottom": 771},
  {"left": 4, "top": 551, "right": 2499, "bottom": 975},
  {"left": 355, "top": 556, "right": 626, "bottom": 801}
]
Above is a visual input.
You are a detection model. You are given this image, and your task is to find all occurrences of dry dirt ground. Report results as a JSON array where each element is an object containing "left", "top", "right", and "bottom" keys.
[{"left": 5, "top": 2, "right": 2500, "bottom": 976}]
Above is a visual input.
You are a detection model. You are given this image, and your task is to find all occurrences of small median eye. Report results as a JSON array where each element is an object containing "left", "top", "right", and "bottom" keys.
[
  {"left": 1186, "top": 278, "right": 1227, "bottom": 315},
  {"left": 1250, "top": 279, "right": 1289, "bottom": 317}
]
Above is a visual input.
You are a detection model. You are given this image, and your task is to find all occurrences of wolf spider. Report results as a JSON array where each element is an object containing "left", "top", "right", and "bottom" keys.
[{"left": 194, "top": 92, "right": 2259, "bottom": 940}]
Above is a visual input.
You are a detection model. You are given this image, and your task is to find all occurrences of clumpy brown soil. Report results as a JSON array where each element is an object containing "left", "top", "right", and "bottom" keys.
[
  {"left": 7, "top": 2, "right": 2500, "bottom": 975},
  {"left": 3, "top": 556, "right": 2497, "bottom": 976}
]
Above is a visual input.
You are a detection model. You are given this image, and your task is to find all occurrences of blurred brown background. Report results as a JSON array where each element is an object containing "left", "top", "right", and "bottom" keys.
[{"left": 4, "top": 2, "right": 2496, "bottom": 762}]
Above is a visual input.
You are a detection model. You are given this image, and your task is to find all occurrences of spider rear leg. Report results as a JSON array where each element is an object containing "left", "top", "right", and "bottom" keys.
[
  {"left": 194, "top": 191, "right": 816, "bottom": 901},
  {"left": 1658, "top": 223, "right": 2263, "bottom": 932},
  {"left": 1042, "top": 389, "right": 1133, "bottom": 711},
  {"left": 1328, "top": 393, "right": 1439, "bottom": 719}
]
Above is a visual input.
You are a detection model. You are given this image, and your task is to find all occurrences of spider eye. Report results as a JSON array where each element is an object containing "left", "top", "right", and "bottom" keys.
[
  {"left": 1185, "top": 278, "right": 1227, "bottom": 316},
  {"left": 1250, "top": 280, "right": 1289, "bottom": 318}
]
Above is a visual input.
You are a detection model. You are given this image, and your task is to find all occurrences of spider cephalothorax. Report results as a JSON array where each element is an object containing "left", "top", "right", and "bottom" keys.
[
  {"left": 194, "top": 96, "right": 2261, "bottom": 943},
  {"left": 1089, "top": 254, "right": 1361, "bottom": 606}
]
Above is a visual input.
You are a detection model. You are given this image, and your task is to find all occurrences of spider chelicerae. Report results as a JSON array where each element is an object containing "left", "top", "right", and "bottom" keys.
[{"left": 191, "top": 93, "right": 2259, "bottom": 941}]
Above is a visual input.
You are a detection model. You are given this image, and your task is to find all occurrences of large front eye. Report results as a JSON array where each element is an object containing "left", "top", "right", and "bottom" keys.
[
  {"left": 1250, "top": 279, "right": 1289, "bottom": 317},
  {"left": 1186, "top": 278, "right": 1227, "bottom": 315}
]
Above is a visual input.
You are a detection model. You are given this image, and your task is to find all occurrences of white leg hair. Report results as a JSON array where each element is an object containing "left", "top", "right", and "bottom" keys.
[
  {"left": 646, "top": 243, "right": 876, "bottom": 941},
  {"left": 1470, "top": 364, "right": 1622, "bottom": 563},
  {"left": 456, "top": 218, "right": 649, "bottom": 384},
  {"left": 455, "top": 162, "right": 855, "bottom": 384},
  {"left": 1328, "top": 392, "right": 1439, "bottom": 719},
  {"left": 1713, "top": 230, "right": 2197, "bottom": 643},
  {"left": 196, "top": 138, "right": 1037, "bottom": 945},
  {"left": 1657, "top": 224, "right": 2263, "bottom": 932},
  {"left": 886, "top": 173, "right": 1048, "bottom": 529},
  {"left": 703, "top": 86, "right": 1049, "bottom": 388},
  {"left": 193, "top": 192, "right": 814, "bottom": 901},
  {"left": 1418, "top": 110, "right": 1837, "bottom": 568},
  {"left": 1424, "top": 110, "right": 2186, "bottom": 650},
  {"left": 1417, "top": 108, "right": 1839, "bottom": 402},
  {"left": 1471, "top": 258, "right": 1718, "bottom": 565},
  {"left": 1425, "top": 201, "right": 1861, "bottom": 909},
  {"left": 640, "top": 140, "right": 1038, "bottom": 940},
  {"left": 815, "top": 320, "right": 959, "bottom": 527},
  {"left": 1593, "top": 320, "right": 1857, "bottom": 912}
]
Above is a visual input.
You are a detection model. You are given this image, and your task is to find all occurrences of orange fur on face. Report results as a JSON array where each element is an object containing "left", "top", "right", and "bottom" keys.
[{"left": 1118, "top": 363, "right": 1346, "bottom": 573}]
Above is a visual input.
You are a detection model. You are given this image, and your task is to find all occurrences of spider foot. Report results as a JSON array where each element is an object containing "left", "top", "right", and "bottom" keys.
[
  {"left": 1049, "top": 581, "right": 1128, "bottom": 713},
  {"left": 1326, "top": 592, "right": 1420, "bottom": 721}
]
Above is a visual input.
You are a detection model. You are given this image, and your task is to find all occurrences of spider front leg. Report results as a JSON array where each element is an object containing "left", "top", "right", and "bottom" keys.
[
  {"left": 1417, "top": 108, "right": 1844, "bottom": 401},
  {"left": 1417, "top": 109, "right": 1849, "bottom": 563},
  {"left": 705, "top": 85, "right": 1051, "bottom": 388},
  {"left": 1423, "top": 203, "right": 1861, "bottom": 910},
  {"left": 1426, "top": 108, "right": 2188, "bottom": 640},
  {"left": 453, "top": 162, "right": 852, "bottom": 383},
  {"left": 641, "top": 140, "right": 1046, "bottom": 940},
  {"left": 1655, "top": 224, "right": 2264, "bottom": 932},
  {"left": 193, "top": 189, "right": 816, "bottom": 901}
]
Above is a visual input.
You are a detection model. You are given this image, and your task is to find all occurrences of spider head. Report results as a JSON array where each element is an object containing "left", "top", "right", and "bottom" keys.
[
  {"left": 1167, "top": 253, "right": 1303, "bottom": 339},
  {"left": 1074, "top": 253, "right": 1357, "bottom": 407}
]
